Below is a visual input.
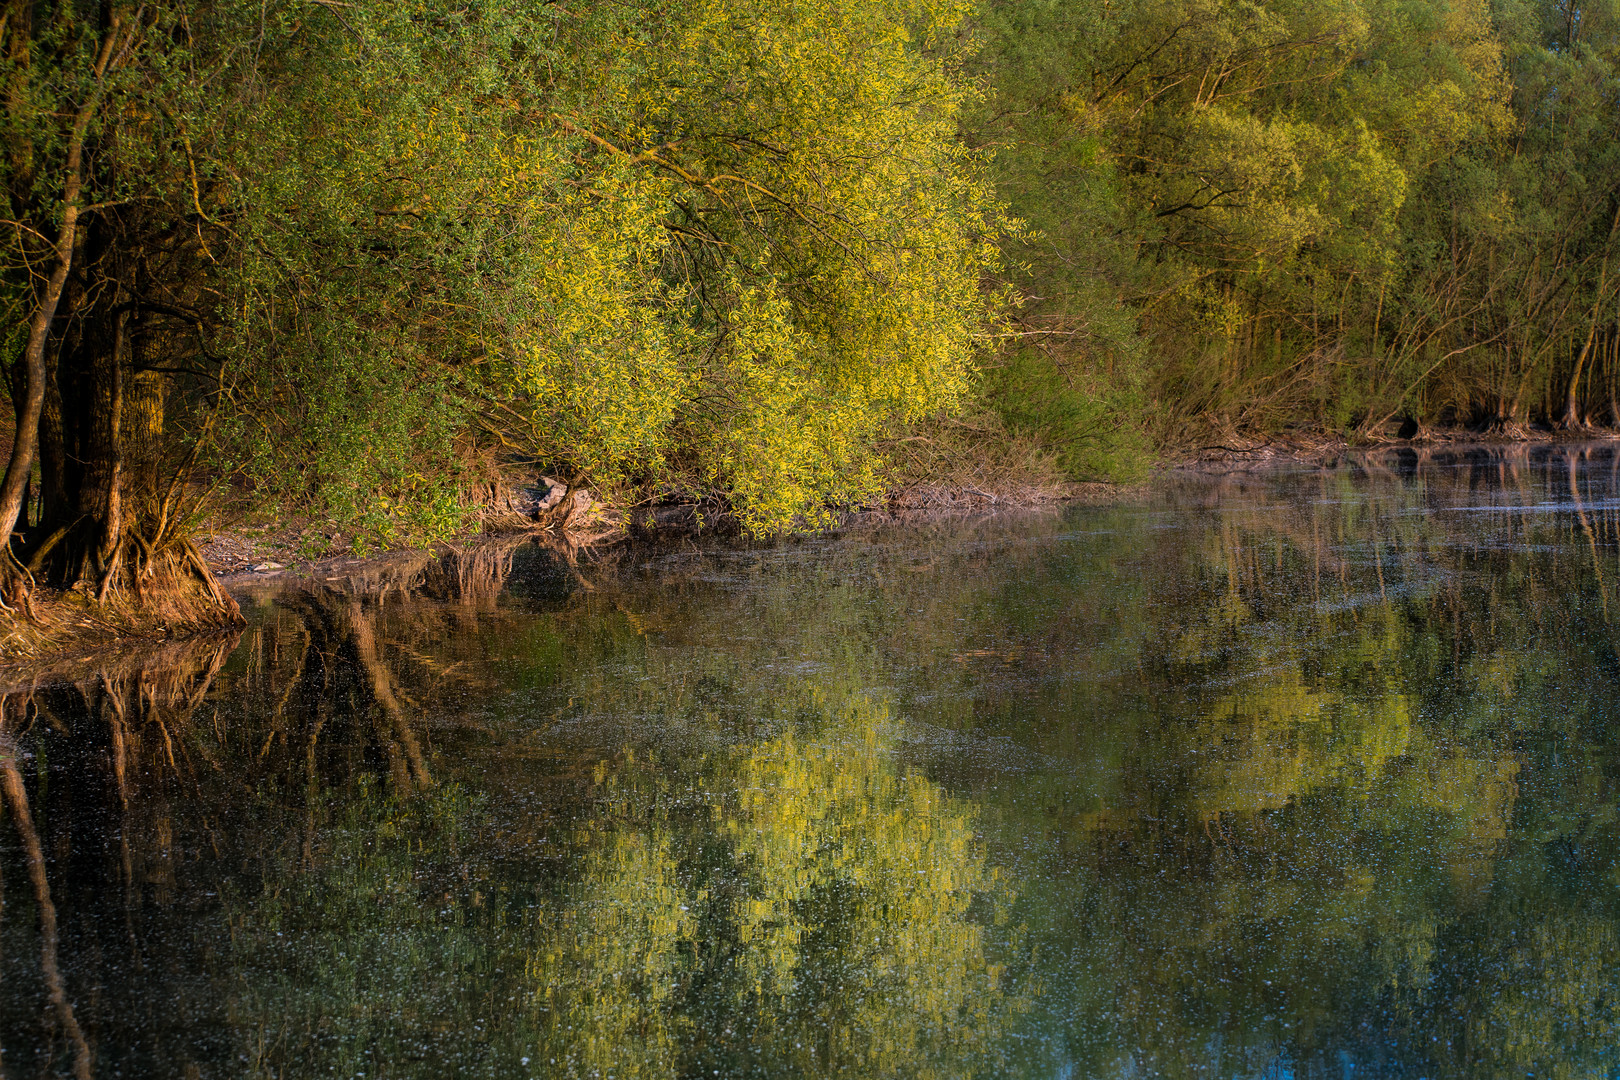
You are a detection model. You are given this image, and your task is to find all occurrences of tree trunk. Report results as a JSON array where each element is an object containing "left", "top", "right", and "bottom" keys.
[
  {"left": 1563, "top": 337, "right": 1591, "bottom": 429},
  {"left": 124, "top": 307, "right": 168, "bottom": 513},
  {"left": 1565, "top": 207, "right": 1620, "bottom": 429},
  {"left": 30, "top": 215, "right": 125, "bottom": 589},
  {"left": 72, "top": 304, "right": 125, "bottom": 585},
  {"left": 1609, "top": 330, "right": 1620, "bottom": 428},
  {"left": 38, "top": 334, "right": 70, "bottom": 529},
  {"left": 0, "top": 15, "right": 127, "bottom": 593},
  {"left": 0, "top": 205, "right": 78, "bottom": 575},
  {"left": 34, "top": 242, "right": 86, "bottom": 537},
  {"left": 1502, "top": 348, "right": 1535, "bottom": 435}
]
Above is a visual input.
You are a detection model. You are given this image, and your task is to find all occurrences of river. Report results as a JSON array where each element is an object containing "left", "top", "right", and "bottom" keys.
[{"left": 3, "top": 444, "right": 1619, "bottom": 1078}]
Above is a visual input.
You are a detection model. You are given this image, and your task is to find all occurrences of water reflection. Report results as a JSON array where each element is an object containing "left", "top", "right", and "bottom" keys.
[
  {"left": 5, "top": 444, "right": 1620, "bottom": 1077},
  {"left": 0, "top": 638, "right": 237, "bottom": 1079}
]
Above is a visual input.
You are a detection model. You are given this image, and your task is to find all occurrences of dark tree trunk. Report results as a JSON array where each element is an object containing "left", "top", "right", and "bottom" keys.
[
  {"left": 31, "top": 218, "right": 125, "bottom": 590},
  {"left": 38, "top": 334, "right": 70, "bottom": 529},
  {"left": 124, "top": 305, "right": 168, "bottom": 513},
  {"left": 17, "top": 234, "right": 236, "bottom": 624}
]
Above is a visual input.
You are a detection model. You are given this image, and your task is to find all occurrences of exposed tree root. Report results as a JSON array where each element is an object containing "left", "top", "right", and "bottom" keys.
[{"left": 0, "top": 521, "right": 244, "bottom": 663}]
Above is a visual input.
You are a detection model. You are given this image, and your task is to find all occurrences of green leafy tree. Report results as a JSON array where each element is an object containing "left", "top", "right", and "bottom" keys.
[{"left": 0, "top": 0, "right": 1002, "bottom": 614}]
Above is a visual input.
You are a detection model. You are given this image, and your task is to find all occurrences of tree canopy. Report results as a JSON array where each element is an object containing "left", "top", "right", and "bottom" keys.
[
  {"left": 1, "top": 0, "right": 1000, "bottom": 609},
  {"left": 4, "top": 0, "right": 1620, "bottom": 613},
  {"left": 973, "top": 0, "right": 1620, "bottom": 456}
]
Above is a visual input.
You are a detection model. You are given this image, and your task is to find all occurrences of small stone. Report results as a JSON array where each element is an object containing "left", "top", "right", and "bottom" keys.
[
  {"left": 252, "top": 562, "right": 285, "bottom": 572},
  {"left": 536, "top": 476, "right": 567, "bottom": 512}
]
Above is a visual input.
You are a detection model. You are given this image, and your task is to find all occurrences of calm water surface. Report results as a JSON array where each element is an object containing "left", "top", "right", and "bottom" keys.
[{"left": 5, "top": 446, "right": 1620, "bottom": 1078}]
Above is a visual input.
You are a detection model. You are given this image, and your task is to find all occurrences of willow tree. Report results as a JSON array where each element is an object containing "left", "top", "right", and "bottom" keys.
[
  {"left": 970, "top": 0, "right": 1620, "bottom": 441},
  {"left": 1, "top": 0, "right": 1000, "bottom": 616}
]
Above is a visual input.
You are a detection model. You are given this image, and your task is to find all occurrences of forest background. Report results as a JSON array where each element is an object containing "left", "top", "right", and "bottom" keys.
[{"left": 2, "top": 0, "right": 1618, "bottom": 611}]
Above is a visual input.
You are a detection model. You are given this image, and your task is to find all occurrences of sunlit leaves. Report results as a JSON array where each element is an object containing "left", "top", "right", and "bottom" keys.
[{"left": 189, "top": 0, "right": 1000, "bottom": 542}]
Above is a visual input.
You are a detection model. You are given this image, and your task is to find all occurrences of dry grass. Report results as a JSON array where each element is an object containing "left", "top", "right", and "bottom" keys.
[{"left": 0, "top": 557, "right": 243, "bottom": 667}]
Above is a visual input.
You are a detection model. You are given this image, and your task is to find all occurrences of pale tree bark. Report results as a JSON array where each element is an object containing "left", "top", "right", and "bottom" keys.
[{"left": 1561, "top": 205, "right": 1620, "bottom": 430}]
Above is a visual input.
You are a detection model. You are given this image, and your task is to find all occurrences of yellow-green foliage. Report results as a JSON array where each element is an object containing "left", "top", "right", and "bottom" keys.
[
  {"left": 559, "top": 0, "right": 999, "bottom": 529},
  {"left": 197, "top": 0, "right": 1000, "bottom": 541},
  {"left": 524, "top": 680, "right": 1020, "bottom": 1079},
  {"left": 972, "top": 0, "right": 1620, "bottom": 441}
]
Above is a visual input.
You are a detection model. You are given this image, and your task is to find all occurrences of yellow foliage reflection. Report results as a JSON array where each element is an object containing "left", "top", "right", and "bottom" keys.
[{"left": 524, "top": 683, "right": 1023, "bottom": 1079}]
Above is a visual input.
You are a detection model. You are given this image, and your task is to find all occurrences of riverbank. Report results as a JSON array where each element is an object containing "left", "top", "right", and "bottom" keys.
[
  {"left": 1168, "top": 423, "right": 1620, "bottom": 469},
  {"left": 196, "top": 477, "right": 1144, "bottom": 585},
  {"left": 5, "top": 430, "right": 1609, "bottom": 668},
  {"left": 0, "top": 476, "right": 1141, "bottom": 668}
]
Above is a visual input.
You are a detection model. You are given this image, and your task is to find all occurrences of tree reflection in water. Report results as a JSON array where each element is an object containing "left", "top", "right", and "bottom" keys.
[
  {"left": 0, "top": 637, "right": 235, "bottom": 1079},
  {"left": 5, "top": 448, "right": 1620, "bottom": 1078},
  {"left": 0, "top": 538, "right": 1021, "bottom": 1079}
]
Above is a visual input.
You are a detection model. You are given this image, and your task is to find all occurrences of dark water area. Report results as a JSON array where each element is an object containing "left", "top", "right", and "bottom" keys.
[{"left": 5, "top": 444, "right": 1620, "bottom": 1079}]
